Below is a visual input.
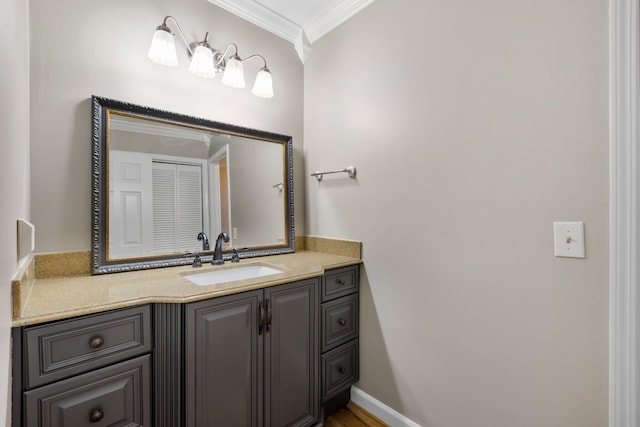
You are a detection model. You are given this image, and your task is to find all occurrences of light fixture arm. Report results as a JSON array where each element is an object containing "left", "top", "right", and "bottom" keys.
[
  {"left": 215, "top": 43, "right": 239, "bottom": 67},
  {"left": 241, "top": 54, "right": 269, "bottom": 69},
  {"left": 161, "top": 15, "right": 194, "bottom": 56}
]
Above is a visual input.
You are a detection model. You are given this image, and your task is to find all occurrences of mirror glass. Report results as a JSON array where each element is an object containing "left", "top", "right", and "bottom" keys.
[{"left": 91, "top": 96, "right": 294, "bottom": 274}]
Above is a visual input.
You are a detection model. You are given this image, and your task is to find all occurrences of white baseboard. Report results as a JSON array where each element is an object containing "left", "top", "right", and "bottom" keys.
[{"left": 350, "top": 386, "right": 421, "bottom": 427}]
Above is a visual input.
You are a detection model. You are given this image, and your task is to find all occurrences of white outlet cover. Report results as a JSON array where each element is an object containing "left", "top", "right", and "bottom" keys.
[
  {"left": 553, "top": 222, "right": 585, "bottom": 258},
  {"left": 17, "top": 218, "right": 35, "bottom": 260}
]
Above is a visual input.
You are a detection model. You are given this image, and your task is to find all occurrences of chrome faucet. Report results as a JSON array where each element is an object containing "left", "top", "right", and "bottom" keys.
[
  {"left": 212, "top": 232, "right": 230, "bottom": 265},
  {"left": 197, "top": 232, "right": 210, "bottom": 251}
]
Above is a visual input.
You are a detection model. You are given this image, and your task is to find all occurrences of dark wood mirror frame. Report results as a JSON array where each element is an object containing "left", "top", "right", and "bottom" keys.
[{"left": 91, "top": 96, "right": 294, "bottom": 274}]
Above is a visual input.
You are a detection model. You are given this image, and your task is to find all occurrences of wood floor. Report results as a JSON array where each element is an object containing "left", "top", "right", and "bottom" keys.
[{"left": 324, "top": 402, "right": 389, "bottom": 427}]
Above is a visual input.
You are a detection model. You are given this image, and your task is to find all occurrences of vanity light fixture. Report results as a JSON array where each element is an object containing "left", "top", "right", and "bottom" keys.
[{"left": 147, "top": 16, "right": 274, "bottom": 98}]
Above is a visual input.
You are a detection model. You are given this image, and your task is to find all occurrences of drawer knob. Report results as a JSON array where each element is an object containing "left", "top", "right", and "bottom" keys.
[
  {"left": 89, "top": 409, "right": 104, "bottom": 423},
  {"left": 336, "top": 279, "right": 346, "bottom": 286},
  {"left": 90, "top": 337, "right": 104, "bottom": 349},
  {"left": 338, "top": 318, "right": 347, "bottom": 326},
  {"left": 338, "top": 366, "right": 346, "bottom": 375}
]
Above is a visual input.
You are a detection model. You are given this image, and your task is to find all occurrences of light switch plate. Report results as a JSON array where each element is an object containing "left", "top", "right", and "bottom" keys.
[{"left": 553, "top": 221, "right": 585, "bottom": 258}]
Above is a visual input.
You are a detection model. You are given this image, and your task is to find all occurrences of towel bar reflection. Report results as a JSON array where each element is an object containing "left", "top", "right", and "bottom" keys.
[{"left": 311, "top": 166, "right": 357, "bottom": 182}]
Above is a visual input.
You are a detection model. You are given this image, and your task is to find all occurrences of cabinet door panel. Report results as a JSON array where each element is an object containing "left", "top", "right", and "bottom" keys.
[
  {"left": 321, "top": 339, "right": 359, "bottom": 402},
  {"left": 265, "top": 279, "right": 319, "bottom": 427},
  {"left": 186, "top": 290, "right": 263, "bottom": 427},
  {"left": 24, "top": 355, "right": 150, "bottom": 427},
  {"left": 25, "top": 305, "right": 151, "bottom": 388},
  {"left": 322, "top": 266, "right": 358, "bottom": 302},
  {"left": 321, "top": 294, "right": 358, "bottom": 352}
]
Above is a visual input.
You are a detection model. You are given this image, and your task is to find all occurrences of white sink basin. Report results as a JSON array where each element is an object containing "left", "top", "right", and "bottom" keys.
[{"left": 184, "top": 265, "right": 284, "bottom": 286}]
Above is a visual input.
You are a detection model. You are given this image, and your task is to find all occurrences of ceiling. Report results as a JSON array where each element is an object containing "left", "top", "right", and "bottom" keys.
[{"left": 207, "top": 0, "right": 375, "bottom": 62}]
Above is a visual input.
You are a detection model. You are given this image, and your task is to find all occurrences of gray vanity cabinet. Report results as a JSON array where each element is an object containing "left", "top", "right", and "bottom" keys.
[
  {"left": 185, "top": 278, "right": 319, "bottom": 427},
  {"left": 320, "top": 266, "right": 359, "bottom": 409},
  {"left": 13, "top": 264, "right": 360, "bottom": 427}
]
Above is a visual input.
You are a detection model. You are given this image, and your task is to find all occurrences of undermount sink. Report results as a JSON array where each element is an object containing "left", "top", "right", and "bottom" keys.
[{"left": 184, "top": 264, "right": 284, "bottom": 286}]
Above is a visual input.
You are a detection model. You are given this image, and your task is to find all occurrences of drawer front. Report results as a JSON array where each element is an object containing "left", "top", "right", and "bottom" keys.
[
  {"left": 24, "top": 355, "right": 151, "bottom": 427},
  {"left": 321, "top": 339, "right": 359, "bottom": 402},
  {"left": 321, "top": 294, "right": 358, "bottom": 352},
  {"left": 25, "top": 305, "right": 151, "bottom": 388},
  {"left": 322, "top": 265, "right": 358, "bottom": 302}
]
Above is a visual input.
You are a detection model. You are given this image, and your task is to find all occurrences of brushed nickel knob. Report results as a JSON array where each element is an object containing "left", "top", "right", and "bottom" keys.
[
  {"left": 90, "top": 337, "right": 104, "bottom": 349},
  {"left": 89, "top": 409, "right": 104, "bottom": 423}
]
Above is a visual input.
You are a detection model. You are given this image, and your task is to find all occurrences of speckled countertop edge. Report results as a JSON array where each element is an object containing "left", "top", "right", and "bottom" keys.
[{"left": 12, "top": 238, "right": 362, "bottom": 327}]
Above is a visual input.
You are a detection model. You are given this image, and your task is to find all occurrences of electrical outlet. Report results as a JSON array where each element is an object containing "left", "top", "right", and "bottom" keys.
[{"left": 553, "top": 222, "right": 585, "bottom": 258}]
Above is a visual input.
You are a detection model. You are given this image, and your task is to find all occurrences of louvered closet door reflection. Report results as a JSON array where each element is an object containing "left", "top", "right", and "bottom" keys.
[
  {"left": 152, "top": 161, "right": 203, "bottom": 255},
  {"left": 177, "top": 165, "right": 203, "bottom": 252}
]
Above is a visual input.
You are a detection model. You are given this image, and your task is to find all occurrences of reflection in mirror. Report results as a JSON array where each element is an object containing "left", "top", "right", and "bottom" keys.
[{"left": 92, "top": 96, "right": 294, "bottom": 274}]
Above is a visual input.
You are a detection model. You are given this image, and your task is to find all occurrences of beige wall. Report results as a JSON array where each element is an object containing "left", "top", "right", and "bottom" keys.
[
  {"left": 29, "top": 0, "right": 304, "bottom": 253},
  {"left": 16, "top": 0, "right": 610, "bottom": 425},
  {"left": 304, "top": 1, "right": 609, "bottom": 426},
  {"left": 1, "top": 1, "right": 31, "bottom": 424}
]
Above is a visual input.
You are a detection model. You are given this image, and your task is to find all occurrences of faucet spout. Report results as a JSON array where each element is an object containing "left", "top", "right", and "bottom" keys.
[
  {"left": 197, "top": 232, "right": 210, "bottom": 251},
  {"left": 212, "top": 232, "right": 230, "bottom": 265}
]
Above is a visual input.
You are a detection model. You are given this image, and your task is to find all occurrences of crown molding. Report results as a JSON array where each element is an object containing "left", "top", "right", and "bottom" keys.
[
  {"left": 208, "top": 0, "right": 302, "bottom": 48},
  {"left": 208, "top": 0, "right": 375, "bottom": 63},
  {"left": 304, "top": 0, "right": 375, "bottom": 43}
]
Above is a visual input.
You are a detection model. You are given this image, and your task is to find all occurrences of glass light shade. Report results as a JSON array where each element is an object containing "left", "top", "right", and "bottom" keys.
[
  {"left": 252, "top": 68, "right": 274, "bottom": 98},
  {"left": 222, "top": 56, "right": 246, "bottom": 88},
  {"left": 188, "top": 45, "right": 216, "bottom": 78},
  {"left": 147, "top": 28, "right": 178, "bottom": 66}
]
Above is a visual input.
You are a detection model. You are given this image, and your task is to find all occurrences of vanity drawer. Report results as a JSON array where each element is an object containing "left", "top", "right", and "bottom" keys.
[
  {"left": 24, "top": 355, "right": 151, "bottom": 427},
  {"left": 322, "top": 265, "right": 358, "bottom": 302},
  {"left": 24, "top": 305, "right": 151, "bottom": 388},
  {"left": 321, "top": 294, "right": 358, "bottom": 352},
  {"left": 321, "top": 339, "right": 359, "bottom": 402}
]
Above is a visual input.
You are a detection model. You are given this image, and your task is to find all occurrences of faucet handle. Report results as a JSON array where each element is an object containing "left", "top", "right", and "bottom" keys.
[
  {"left": 231, "top": 247, "right": 249, "bottom": 263},
  {"left": 185, "top": 251, "right": 202, "bottom": 268}
]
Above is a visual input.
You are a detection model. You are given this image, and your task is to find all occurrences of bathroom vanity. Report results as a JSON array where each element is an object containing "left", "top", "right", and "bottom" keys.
[
  {"left": 11, "top": 252, "right": 360, "bottom": 427},
  {"left": 11, "top": 97, "right": 360, "bottom": 426}
]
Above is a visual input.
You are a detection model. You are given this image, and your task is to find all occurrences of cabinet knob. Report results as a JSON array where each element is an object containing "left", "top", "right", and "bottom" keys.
[
  {"left": 336, "top": 279, "right": 346, "bottom": 286},
  {"left": 90, "top": 337, "right": 104, "bottom": 349},
  {"left": 338, "top": 318, "right": 347, "bottom": 326},
  {"left": 89, "top": 409, "right": 104, "bottom": 423},
  {"left": 338, "top": 366, "right": 346, "bottom": 375}
]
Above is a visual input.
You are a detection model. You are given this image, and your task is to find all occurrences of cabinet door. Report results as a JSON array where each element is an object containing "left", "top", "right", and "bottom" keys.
[
  {"left": 264, "top": 279, "right": 319, "bottom": 427},
  {"left": 24, "top": 355, "right": 150, "bottom": 427},
  {"left": 185, "top": 290, "right": 263, "bottom": 427}
]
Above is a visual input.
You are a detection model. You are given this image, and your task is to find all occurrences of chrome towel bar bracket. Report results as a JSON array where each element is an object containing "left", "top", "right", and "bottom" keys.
[{"left": 311, "top": 166, "right": 357, "bottom": 182}]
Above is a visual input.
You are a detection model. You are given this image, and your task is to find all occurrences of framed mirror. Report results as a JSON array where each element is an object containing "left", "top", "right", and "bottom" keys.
[{"left": 91, "top": 96, "right": 294, "bottom": 274}]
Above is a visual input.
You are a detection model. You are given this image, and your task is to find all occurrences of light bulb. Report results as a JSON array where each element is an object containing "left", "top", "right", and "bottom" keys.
[
  {"left": 222, "top": 55, "right": 245, "bottom": 88},
  {"left": 188, "top": 44, "right": 216, "bottom": 78},
  {"left": 252, "top": 68, "right": 273, "bottom": 98},
  {"left": 147, "top": 26, "right": 178, "bottom": 66}
]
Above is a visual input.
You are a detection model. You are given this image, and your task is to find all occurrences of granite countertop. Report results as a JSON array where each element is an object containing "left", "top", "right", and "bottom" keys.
[{"left": 12, "top": 250, "right": 361, "bottom": 327}]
